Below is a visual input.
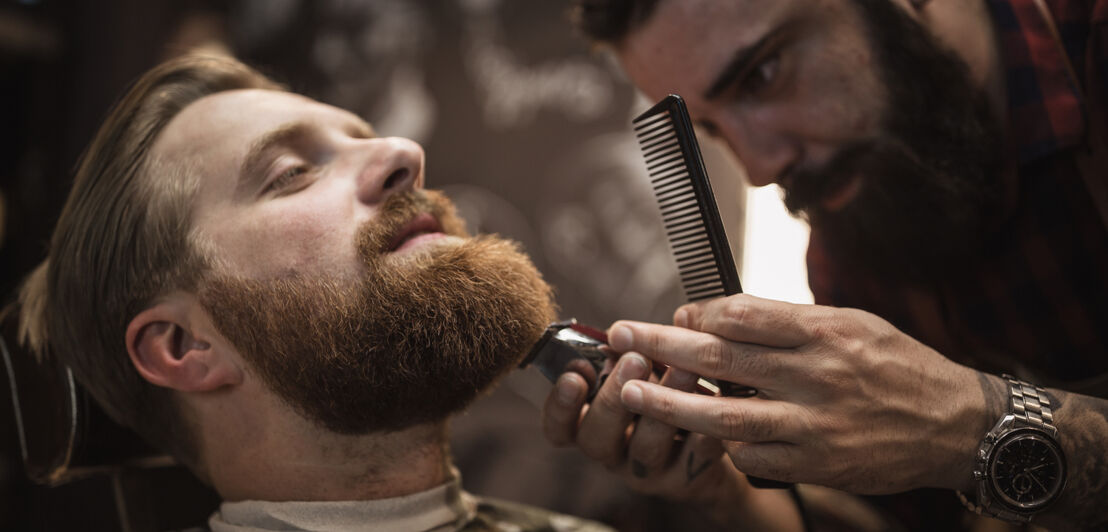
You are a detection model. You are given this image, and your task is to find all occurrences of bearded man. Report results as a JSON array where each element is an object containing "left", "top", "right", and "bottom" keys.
[
  {"left": 543, "top": 0, "right": 1108, "bottom": 530},
  {"left": 15, "top": 54, "right": 611, "bottom": 531}
]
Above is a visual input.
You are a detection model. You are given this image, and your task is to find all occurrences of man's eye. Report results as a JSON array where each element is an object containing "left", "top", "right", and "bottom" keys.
[
  {"left": 742, "top": 52, "right": 781, "bottom": 94},
  {"left": 267, "top": 165, "right": 310, "bottom": 193}
]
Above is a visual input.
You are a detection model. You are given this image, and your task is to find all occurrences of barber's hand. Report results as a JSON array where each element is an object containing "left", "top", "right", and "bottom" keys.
[
  {"left": 543, "top": 353, "right": 743, "bottom": 500},
  {"left": 612, "top": 294, "right": 987, "bottom": 495},
  {"left": 542, "top": 351, "right": 805, "bottom": 530}
]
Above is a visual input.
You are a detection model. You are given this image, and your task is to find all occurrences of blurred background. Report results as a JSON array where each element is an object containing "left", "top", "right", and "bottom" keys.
[{"left": 0, "top": 0, "right": 811, "bottom": 529}]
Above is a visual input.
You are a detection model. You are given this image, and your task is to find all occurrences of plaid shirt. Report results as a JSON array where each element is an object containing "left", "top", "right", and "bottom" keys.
[{"left": 807, "top": 0, "right": 1108, "bottom": 392}]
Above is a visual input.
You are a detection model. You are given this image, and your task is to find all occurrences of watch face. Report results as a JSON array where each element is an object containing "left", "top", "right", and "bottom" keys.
[{"left": 989, "top": 429, "right": 1066, "bottom": 510}]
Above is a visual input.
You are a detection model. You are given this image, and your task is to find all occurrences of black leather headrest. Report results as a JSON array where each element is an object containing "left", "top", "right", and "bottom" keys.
[{"left": 1, "top": 312, "right": 169, "bottom": 485}]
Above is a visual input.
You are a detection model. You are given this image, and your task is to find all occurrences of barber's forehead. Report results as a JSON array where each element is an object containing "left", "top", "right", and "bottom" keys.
[
  {"left": 622, "top": 0, "right": 792, "bottom": 99},
  {"left": 647, "top": 0, "right": 787, "bottom": 28}
]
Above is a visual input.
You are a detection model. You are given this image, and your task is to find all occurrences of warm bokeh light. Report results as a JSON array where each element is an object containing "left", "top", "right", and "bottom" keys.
[{"left": 742, "top": 184, "right": 814, "bottom": 305}]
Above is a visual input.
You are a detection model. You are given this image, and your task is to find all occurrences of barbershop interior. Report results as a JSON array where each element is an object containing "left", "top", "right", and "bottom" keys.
[{"left": 2, "top": 0, "right": 1105, "bottom": 531}]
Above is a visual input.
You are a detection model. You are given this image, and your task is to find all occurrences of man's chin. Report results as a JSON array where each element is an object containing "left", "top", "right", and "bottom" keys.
[{"left": 201, "top": 229, "right": 557, "bottom": 435}]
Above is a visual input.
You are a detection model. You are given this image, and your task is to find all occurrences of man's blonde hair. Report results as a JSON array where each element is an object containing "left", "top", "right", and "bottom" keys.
[{"left": 18, "top": 55, "right": 281, "bottom": 470}]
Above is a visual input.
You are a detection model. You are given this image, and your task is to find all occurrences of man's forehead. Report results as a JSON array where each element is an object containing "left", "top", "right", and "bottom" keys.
[{"left": 151, "top": 88, "right": 371, "bottom": 170}]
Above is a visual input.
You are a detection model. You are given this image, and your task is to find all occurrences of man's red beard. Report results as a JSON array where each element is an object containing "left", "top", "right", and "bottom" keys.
[{"left": 198, "top": 190, "right": 557, "bottom": 434}]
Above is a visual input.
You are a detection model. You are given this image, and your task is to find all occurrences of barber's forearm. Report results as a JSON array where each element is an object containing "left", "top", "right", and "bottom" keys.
[
  {"left": 1037, "top": 388, "right": 1108, "bottom": 530},
  {"left": 962, "top": 374, "right": 1108, "bottom": 529}
]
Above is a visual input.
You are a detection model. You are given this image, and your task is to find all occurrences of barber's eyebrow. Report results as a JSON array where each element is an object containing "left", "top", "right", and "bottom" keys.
[
  {"left": 237, "top": 117, "right": 376, "bottom": 196},
  {"left": 703, "top": 23, "right": 791, "bottom": 101}
]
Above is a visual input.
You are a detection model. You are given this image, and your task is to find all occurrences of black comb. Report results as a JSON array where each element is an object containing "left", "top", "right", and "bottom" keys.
[
  {"left": 633, "top": 95, "right": 742, "bottom": 302},
  {"left": 634, "top": 94, "right": 791, "bottom": 490}
]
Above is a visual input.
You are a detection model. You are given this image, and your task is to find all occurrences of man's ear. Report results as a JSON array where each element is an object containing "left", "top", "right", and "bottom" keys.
[{"left": 125, "top": 296, "right": 242, "bottom": 392}]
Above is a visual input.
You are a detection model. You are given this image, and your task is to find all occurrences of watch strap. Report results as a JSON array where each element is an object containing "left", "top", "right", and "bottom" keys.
[
  {"left": 965, "top": 375, "right": 1060, "bottom": 523},
  {"left": 1006, "top": 374, "right": 1056, "bottom": 430}
]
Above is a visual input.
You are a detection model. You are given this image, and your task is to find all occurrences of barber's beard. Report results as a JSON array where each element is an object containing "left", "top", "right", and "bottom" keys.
[
  {"left": 782, "top": 0, "right": 1004, "bottom": 282},
  {"left": 198, "top": 190, "right": 557, "bottom": 434}
]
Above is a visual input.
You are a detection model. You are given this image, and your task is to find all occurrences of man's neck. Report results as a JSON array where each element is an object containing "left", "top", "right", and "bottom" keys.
[{"left": 197, "top": 386, "right": 453, "bottom": 502}]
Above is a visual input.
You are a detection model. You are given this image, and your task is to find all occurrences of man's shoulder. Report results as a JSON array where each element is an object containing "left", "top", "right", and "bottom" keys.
[{"left": 462, "top": 497, "right": 615, "bottom": 532}]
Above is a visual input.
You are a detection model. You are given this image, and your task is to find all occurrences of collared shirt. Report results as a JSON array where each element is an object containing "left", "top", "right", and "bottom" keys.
[
  {"left": 206, "top": 473, "right": 613, "bottom": 532},
  {"left": 807, "top": 0, "right": 1108, "bottom": 393},
  {"left": 805, "top": 1, "right": 1108, "bottom": 529}
]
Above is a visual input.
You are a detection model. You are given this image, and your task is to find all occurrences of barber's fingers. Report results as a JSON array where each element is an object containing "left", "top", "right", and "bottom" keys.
[
  {"left": 724, "top": 441, "right": 803, "bottom": 484},
  {"left": 607, "top": 321, "right": 793, "bottom": 390},
  {"left": 674, "top": 294, "right": 814, "bottom": 348},
  {"left": 679, "top": 432, "right": 735, "bottom": 491},
  {"left": 542, "top": 372, "right": 589, "bottom": 446},
  {"left": 576, "top": 353, "right": 653, "bottom": 468},
  {"left": 621, "top": 380, "right": 803, "bottom": 443},
  {"left": 626, "top": 366, "right": 701, "bottom": 475},
  {"left": 625, "top": 429, "right": 733, "bottom": 496}
]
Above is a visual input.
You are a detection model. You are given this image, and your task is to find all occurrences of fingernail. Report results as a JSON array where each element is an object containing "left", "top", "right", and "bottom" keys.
[
  {"left": 608, "top": 324, "right": 633, "bottom": 351},
  {"left": 616, "top": 353, "right": 648, "bottom": 386},
  {"left": 555, "top": 374, "right": 580, "bottom": 406},
  {"left": 622, "top": 381, "right": 644, "bottom": 411},
  {"left": 674, "top": 308, "right": 689, "bottom": 328}
]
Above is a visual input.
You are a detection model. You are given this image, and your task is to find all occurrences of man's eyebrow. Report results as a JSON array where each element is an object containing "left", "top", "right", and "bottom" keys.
[
  {"left": 238, "top": 122, "right": 313, "bottom": 195},
  {"left": 236, "top": 117, "right": 376, "bottom": 196},
  {"left": 704, "top": 28, "right": 775, "bottom": 100},
  {"left": 350, "top": 118, "right": 375, "bottom": 139}
]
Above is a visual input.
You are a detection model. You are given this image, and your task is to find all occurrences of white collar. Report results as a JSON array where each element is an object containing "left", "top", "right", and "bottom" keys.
[{"left": 209, "top": 474, "right": 477, "bottom": 532}]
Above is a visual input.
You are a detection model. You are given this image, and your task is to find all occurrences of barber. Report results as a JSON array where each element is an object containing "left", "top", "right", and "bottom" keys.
[{"left": 544, "top": 0, "right": 1108, "bottom": 528}]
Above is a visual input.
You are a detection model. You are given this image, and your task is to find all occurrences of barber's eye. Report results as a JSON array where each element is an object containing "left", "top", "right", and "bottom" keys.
[
  {"left": 743, "top": 52, "right": 781, "bottom": 94},
  {"left": 698, "top": 120, "right": 722, "bottom": 138}
]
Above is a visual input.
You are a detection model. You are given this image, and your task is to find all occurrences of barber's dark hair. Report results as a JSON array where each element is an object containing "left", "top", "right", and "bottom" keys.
[
  {"left": 569, "top": 0, "right": 661, "bottom": 45},
  {"left": 19, "top": 54, "right": 281, "bottom": 477}
]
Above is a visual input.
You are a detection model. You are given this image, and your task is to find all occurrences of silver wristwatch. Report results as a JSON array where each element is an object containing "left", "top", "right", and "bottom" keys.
[{"left": 965, "top": 374, "right": 1067, "bottom": 522}]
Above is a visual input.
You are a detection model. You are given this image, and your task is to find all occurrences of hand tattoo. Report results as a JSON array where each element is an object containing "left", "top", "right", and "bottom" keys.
[
  {"left": 976, "top": 371, "right": 1007, "bottom": 423},
  {"left": 686, "top": 452, "right": 712, "bottom": 484}
]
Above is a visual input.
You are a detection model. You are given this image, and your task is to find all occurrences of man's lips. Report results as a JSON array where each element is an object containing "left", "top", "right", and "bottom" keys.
[{"left": 387, "top": 212, "right": 446, "bottom": 253}]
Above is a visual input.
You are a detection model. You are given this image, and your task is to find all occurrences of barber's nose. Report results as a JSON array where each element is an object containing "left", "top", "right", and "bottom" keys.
[
  {"left": 355, "top": 137, "right": 425, "bottom": 204},
  {"left": 719, "top": 119, "right": 800, "bottom": 188}
]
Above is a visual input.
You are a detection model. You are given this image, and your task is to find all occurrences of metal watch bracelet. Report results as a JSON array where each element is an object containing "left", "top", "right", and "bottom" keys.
[
  {"left": 1004, "top": 375, "right": 1055, "bottom": 428},
  {"left": 960, "top": 374, "right": 1061, "bottom": 523}
]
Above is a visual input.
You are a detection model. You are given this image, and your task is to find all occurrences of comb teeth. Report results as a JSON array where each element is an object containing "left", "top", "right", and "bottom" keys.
[
  {"left": 633, "top": 95, "right": 741, "bottom": 302},
  {"left": 634, "top": 96, "right": 765, "bottom": 403}
]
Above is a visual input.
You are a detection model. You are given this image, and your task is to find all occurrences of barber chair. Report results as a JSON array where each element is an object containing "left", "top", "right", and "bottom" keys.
[{"left": 0, "top": 309, "right": 219, "bottom": 532}]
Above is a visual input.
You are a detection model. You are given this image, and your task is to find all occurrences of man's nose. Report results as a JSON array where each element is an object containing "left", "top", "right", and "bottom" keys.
[{"left": 355, "top": 137, "right": 425, "bottom": 204}]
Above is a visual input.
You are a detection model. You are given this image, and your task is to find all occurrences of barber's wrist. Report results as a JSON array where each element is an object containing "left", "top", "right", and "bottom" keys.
[
  {"left": 929, "top": 369, "right": 1007, "bottom": 492},
  {"left": 954, "top": 372, "right": 1009, "bottom": 492},
  {"left": 705, "top": 471, "right": 748, "bottom": 525},
  {"left": 721, "top": 480, "right": 805, "bottom": 531},
  {"left": 958, "top": 374, "right": 1067, "bottom": 523}
]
